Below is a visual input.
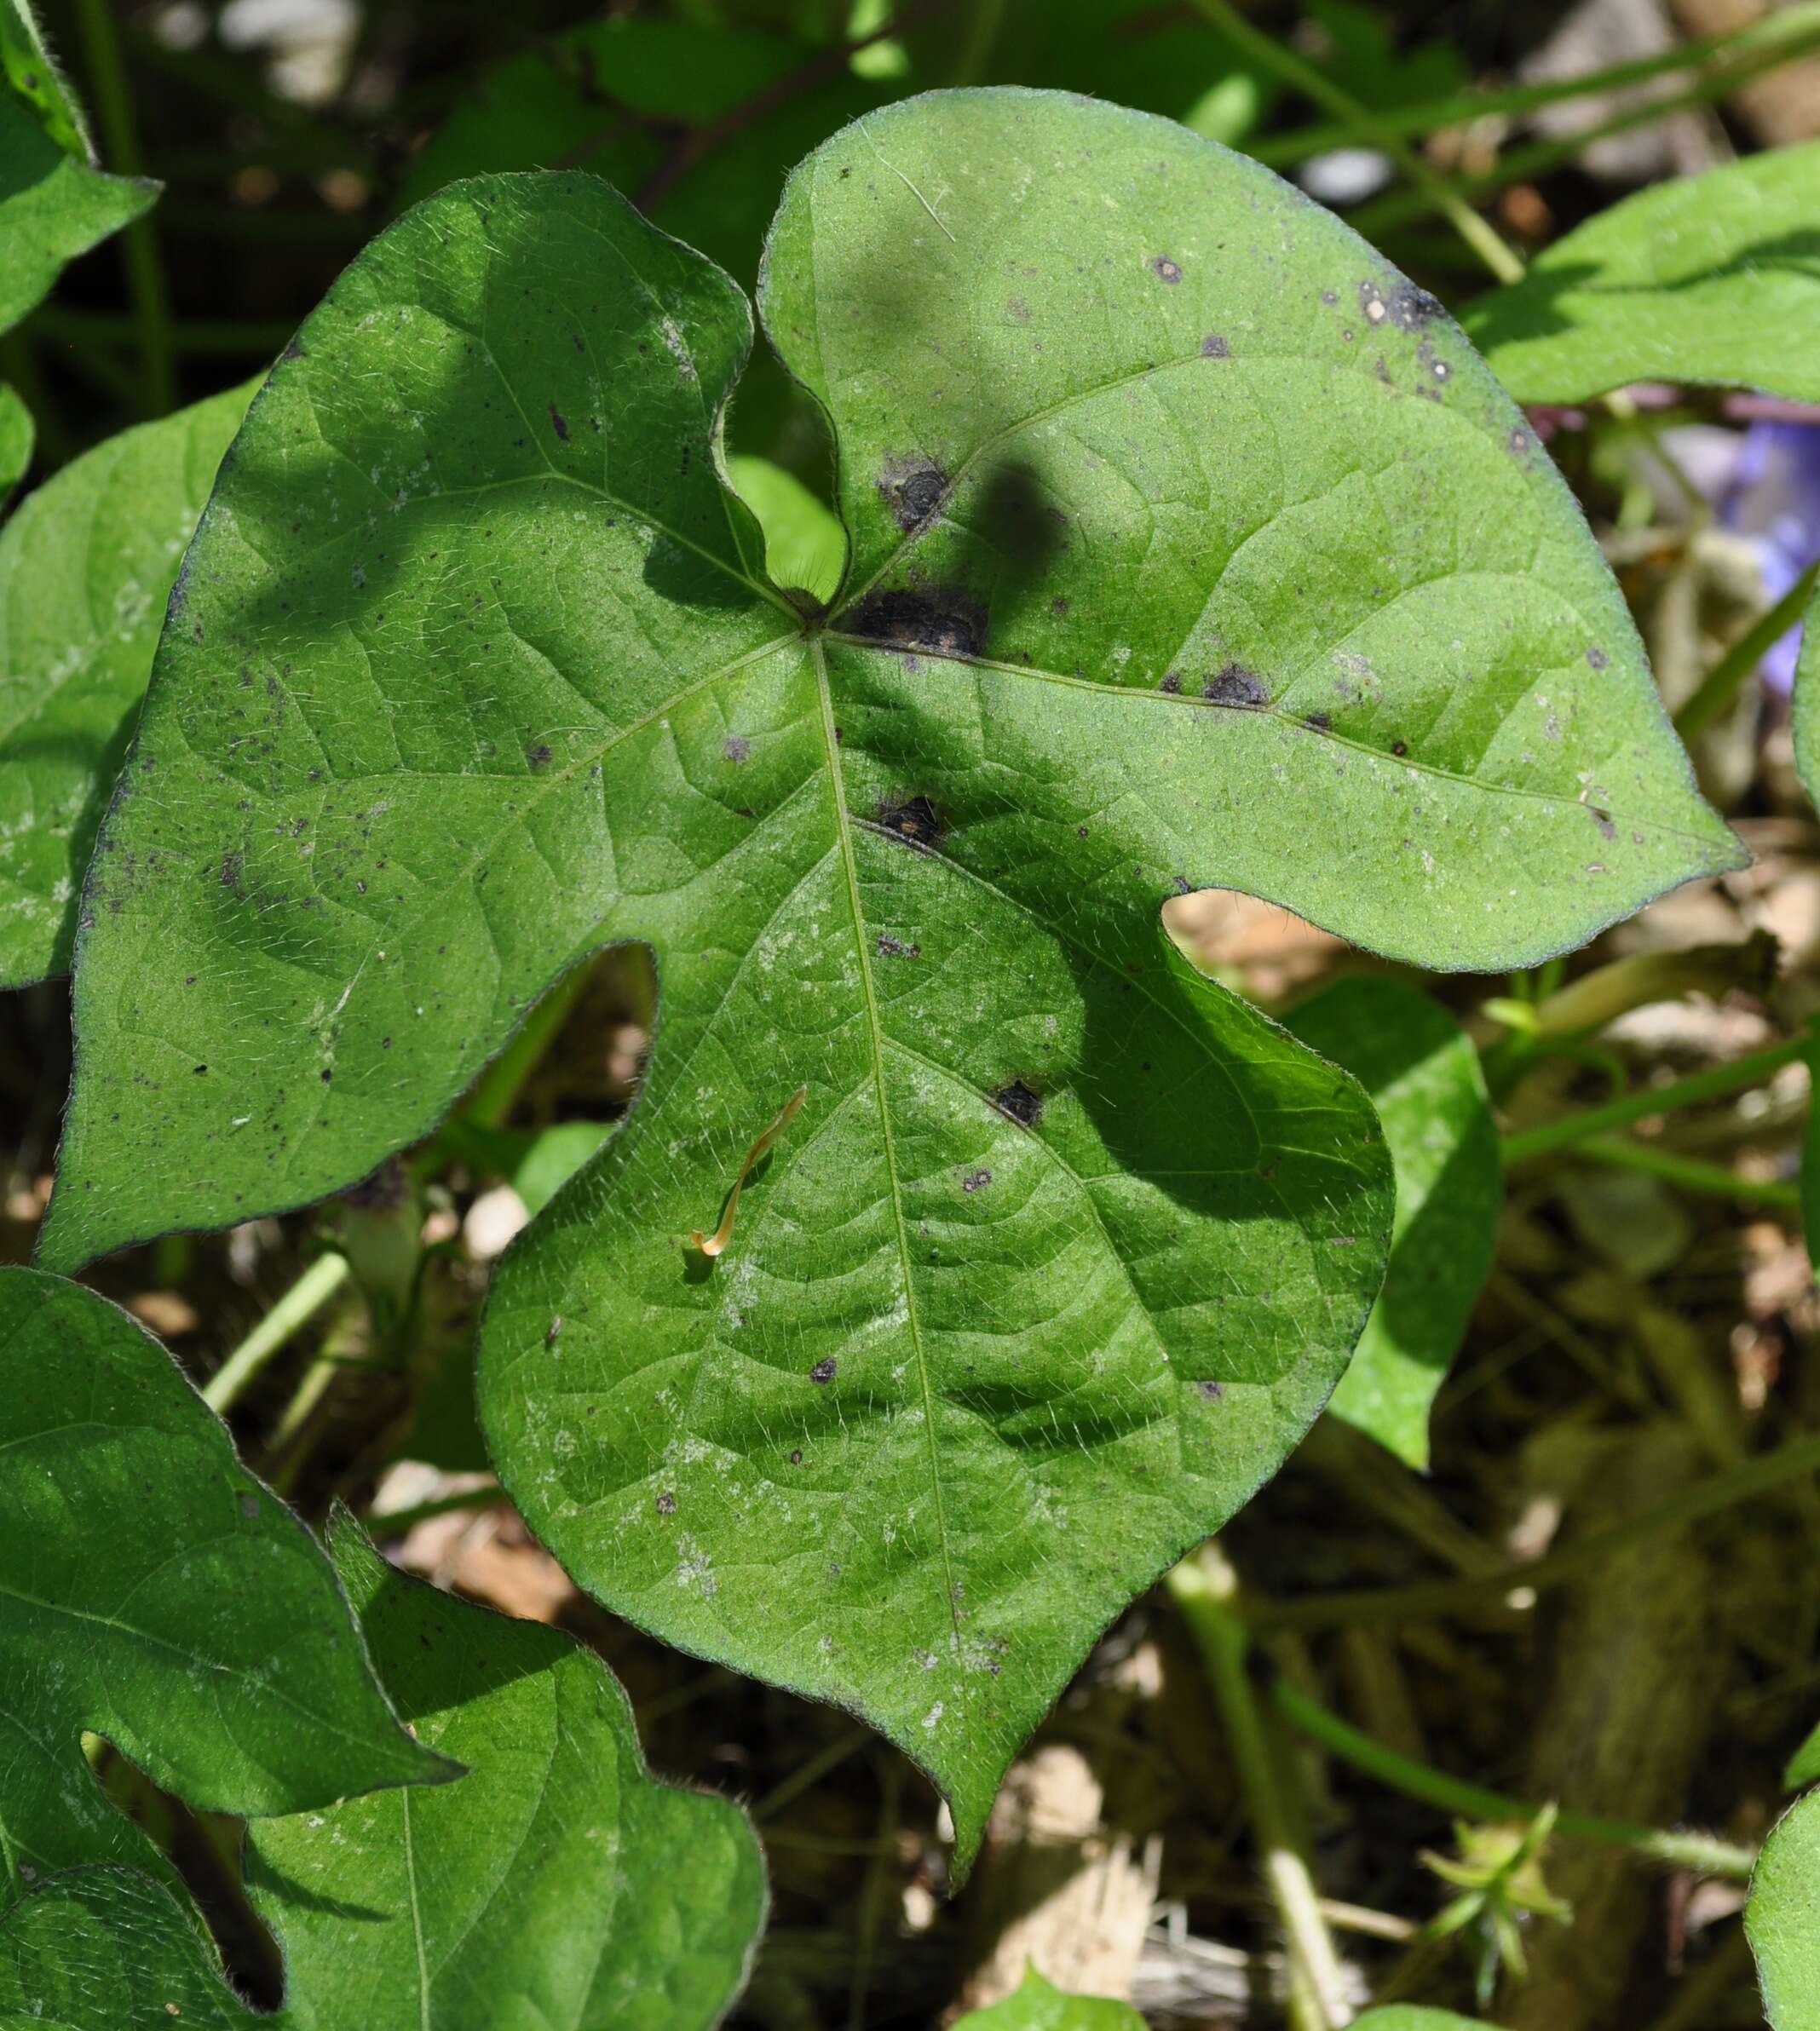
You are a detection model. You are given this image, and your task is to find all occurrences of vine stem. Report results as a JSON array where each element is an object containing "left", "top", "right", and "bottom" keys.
[
  {"left": 1502, "top": 1032, "right": 1811, "bottom": 1164},
  {"left": 1675, "top": 557, "right": 1820, "bottom": 739},
  {"left": 1168, "top": 1549, "right": 1353, "bottom": 2031},
  {"left": 1574, "top": 1134, "right": 1802, "bottom": 1211},
  {"left": 1185, "top": 0, "right": 1525, "bottom": 285},
  {"left": 203, "top": 1252, "right": 349, "bottom": 1415},
  {"left": 1270, "top": 1679, "right": 1758, "bottom": 1879},
  {"left": 72, "top": 0, "right": 174, "bottom": 416},
  {"left": 1256, "top": 1430, "right": 1820, "bottom": 1631}
]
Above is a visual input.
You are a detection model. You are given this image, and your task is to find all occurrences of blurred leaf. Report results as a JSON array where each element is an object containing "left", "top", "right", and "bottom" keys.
[
  {"left": 245, "top": 1510, "right": 765, "bottom": 2031},
  {"left": 511, "top": 1118, "right": 618, "bottom": 1219},
  {"left": 1748, "top": 1789, "right": 1820, "bottom": 2030},
  {"left": 1287, "top": 976, "right": 1500, "bottom": 1469},
  {"left": 1351, "top": 2013, "right": 1500, "bottom": 2029},
  {"left": 0, "top": 0, "right": 156, "bottom": 336},
  {"left": 1466, "top": 142, "right": 1820, "bottom": 403},
  {"left": 0, "top": 379, "right": 26, "bottom": 503},
  {"left": 0, "top": 381, "right": 252, "bottom": 987},
  {"left": 952, "top": 1965, "right": 1145, "bottom": 2029},
  {"left": 726, "top": 453, "right": 844, "bottom": 604},
  {"left": 0, "top": 1266, "right": 449, "bottom": 1925},
  {"left": 1789, "top": 1720, "right": 1820, "bottom": 1792}
]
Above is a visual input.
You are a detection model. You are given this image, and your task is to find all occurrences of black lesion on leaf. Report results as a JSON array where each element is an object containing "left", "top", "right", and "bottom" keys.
[
  {"left": 1389, "top": 283, "right": 1443, "bottom": 330},
  {"left": 1201, "top": 332, "right": 1230, "bottom": 359},
  {"left": 810, "top": 1357, "right": 838, "bottom": 1384},
  {"left": 1151, "top": 256, "right": 1183, "bottom": 284},
  {"left": 992, "top": 1080, "right": 1043, "bottom": 1128},
  {"left": 1303, "top": 710, "right": 1331, "bottom": 732},
  {"left": 547, "top": 402, "right": 570, "bottom": 443},
  {"left": 1196, "top": 1379, "right": 1226, "bottom": 1403},
  {"left": 723, "top": 734, "right": 751, "bottom": 764},
  {"left": 526, "top": 741, "right": 554, "bottom": 770},
  {"left": 847, "top": 585, "right": 986, "bottom": 659},
  {"left": 1204, "top": 663, "right": 1268, "bottom": 707},
  {"left": 878, "top": 455, "right": 949, "bottom": 532},
  {"left": 878, "top": 795, "right": 942, "bottom": 852},
  {"left": 655, "top": 1491, "right": 677, "bottom": 1515}
]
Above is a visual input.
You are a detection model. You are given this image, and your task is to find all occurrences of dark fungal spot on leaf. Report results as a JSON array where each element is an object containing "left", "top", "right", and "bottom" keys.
[
  {"left": 1201, "top": 332, "right": 1230, "bottom": 359},
  {"left": 1391, "top": 739, "right": 1408, "bottom": 757},
  {"left": 724, "top": 734, "right": 750, "bottom": 764},
  {"left": 1590, "top": 806, "right": 1616, "bottom": 841},
  {"left": 547, "top": 402, "right": 570, "bottom": 443},
  {"left": 810, "top": 1357, "right": 838, "bottom": 1384},
  {"left": 655, "top": 1491, "right": 677, "bottom": 1516},
  {"left": 878, "top": 795, "right": 942, "bottom": 852},
  {"left": 1389, "top": 283, "right": 1443, "bottom": 330},
  {"left": 877, "top": 934, "right": 921, "bottom": 958},
  {"left": 961, "top": 1168, "right": 993, "bottom": 1193},
  {"left": 1160, "top": 671, "right": 1183, "bottom": 694},
  {"left": 1206, "top": 663, "right": 1268, "bottom": 708},
  {"left": 1197, "top": 1380, "right": 1226, "bottom": 1403},
  {"left": 1151, "top": 256, "right": 1183, "bottom": 284},
  {"left": 527, "top": 741, "right": 554, "bottom": 770},
  {"left": 789, "top": 1448, "right": 803, "bottom": 1465},
  {"left": 847, "top": 585, "right": 986, "bottom": 659},
  {"left": 993, "top": 1080, "right": 1043, "bottom": 1128},
  {"left": 1586, "top": 646, "right": 1609, "bottom": 670},
  {"left": 1304, "top": 710, "right": 1331, "bottom": 732},
  {"left": 878, "top": 455, "right": 948, "bottom": 532}
]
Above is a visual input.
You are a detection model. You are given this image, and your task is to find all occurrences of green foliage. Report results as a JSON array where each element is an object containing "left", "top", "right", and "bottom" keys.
[
  {"left": 0, "top": 382, "right": 251, "bottom": 987},
  {"left": 1791, "top": 1720, "right": 1820, "bottom": 1792},
  {"left": 0, "top": 1266, "right": 446, "bottom": 1911},
  {"left": 245, "top": 1510, "right": 765, "bottom": 2031},
  {"left": 951, "top": 1965, "right": 1145, "bottom": 2028},
  {"left": 1351, "top": 2012, "right": 1499, "bottom": 2030},
  {"left": 1748, "top": 1791, "right": 1820, "bottom": 2030},
  {"left": 726, "top": 452, "right": 845, "bottom": 605},
  {"left": 1466, "top": 141, "right": 1820, "bottom": 403},
  {"left": 1287, "top": 975, "right": 1500, "bottom": 1468},
  {"left": 0, "top": 0, "right": 154, "bottom": 337},
  {"left": 0, "top": 381, "right": 26, "bottom": 504},
  {"left": 35, "top": 86, "right": 1739, "bottom": 1867}
]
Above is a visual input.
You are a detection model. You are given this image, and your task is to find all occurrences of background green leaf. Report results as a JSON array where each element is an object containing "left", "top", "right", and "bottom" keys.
[
  {"left": 1287, "top": 975, "right": 1500, "bottom": 1468},
  {"left": 247, "top": 1510, "right": 765, "bottom": 2031},
  {"left": 1351, "top": 2012, "right": 1499, "bottom": 2029},
  {"left": 0, "top": 383, "right": 251, "bottom": 987},
  {"left": 726, "top": 452, "right": 844, "bottom": 606},
  {"left": 1465, "top": 142, "right": 1820, "bottom": 404},
  {"left": 951, "top": 1965, "right": 1144, "bottom": 2029},
  {"left": 0, "top": 4, "right": 156, "bottom": 338},
  {"left": 1789, "top": 1721, "right": 1820, "bottom": 1792},
  {"left": 1748, "top": 1789, "right": 1820, "bottom": 2030},
  {"left": 0, "top": 381, "right": 27, "bottom": 505},
  {"left": 0, "top": 1267, "right": 447, "bottom": 1919}
]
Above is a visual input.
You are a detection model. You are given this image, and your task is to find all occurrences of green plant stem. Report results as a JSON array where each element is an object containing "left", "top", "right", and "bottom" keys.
[
  {"left": 1352, "top": 28, "right": 1820, "bottom": 244},
  {"left": 365, "top": 1483, "right": 503, "bottom": 1538},
  {"left": 1575, "top": 1134, "right": 1802, "bottom": 1211},
  {"left": 461, "top": 956, "right": 598, "bottom": 1132},
  {"left": 72, "top": 0, "right": 174, "bottom": 416},
  {"left": 1270, "top": 1678, "right": 1757, "bottom": 1879},
  {"left": 1676, "top": 558, "right": 1820, "bottom": 738},
  {"left": 1256, "top": 1430, "right": 1820, "bottom": 1633},
  {"left": 1247, "top": 6, "right": 1820, "bottom": 165},
  {"left": 1168, "top": 1551, "right": 1351, "bottom": 2031},
  {"left": 202, "top": 1252, "right": 350, "bottom": 1414},
  {"left": 1503, "top": 1033, "right": 1810, "bottom": 1164},
  {"left": 1189, "top": 0, "right": 1524, "bottom": 284}
]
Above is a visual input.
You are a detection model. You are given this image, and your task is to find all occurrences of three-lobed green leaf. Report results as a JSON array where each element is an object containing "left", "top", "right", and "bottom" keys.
[
  {"left": 1466, "top": 141, "right": 1820, "bottom": 404},
  {"left": 1286, "top": 975, "right": 1500, "bottom": 1467},
  {"left": 39, "top": 89, "right": 1736, "bottom": 1861},
  {"left": 0, "top": 383, "right": 252, "bottom": 987},
  {"left": 1748, "top": 1790, "right": 1820, "bottom": 2031}
]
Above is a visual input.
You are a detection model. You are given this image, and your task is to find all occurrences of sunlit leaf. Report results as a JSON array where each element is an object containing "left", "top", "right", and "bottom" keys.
[
  {"left": 1466, "top": 142, "right": 1820, "bottom": 404},
  {"left": 1748, "top": 1790, "right": 1820, "bottom": 2031},
  {"left": 951, "top": 1965, "right": 1144, "bottom": 2029},
  {"left": 1287, "top": 975, "right": 1500, "bottom": 1468},
  {"left": 44, "top": 93, "right": 1735, "bottom": 1860},
  {"left": 0, "top": 382, "right": 251, "bottom": 987}
]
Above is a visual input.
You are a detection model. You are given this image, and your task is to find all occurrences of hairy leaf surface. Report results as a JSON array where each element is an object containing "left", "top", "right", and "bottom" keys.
[
  {"left": 0, "top": 383, "right": 251, "bottom": 987},
  {"left": 0, "top": 2, "right": 154, "bottom": 336},
  {"left": 952, "top": 1965, "right": 1144, "bottom": 2029},
  {"left": 1466, "top": 143, "right": 1820, "bottom": 404},
  {"left": 1748, "top": 1790, "right": 1820, "bottom": 2031},
  {"left": 1287, "top": 976, "right": 1499, "bottom": 1467},
  {"left": 0, "top": 1268, "right": 449, "bottom": 1921},
  {"left": 44, "top": 92, "right": 1735, "bottom": 1854}
]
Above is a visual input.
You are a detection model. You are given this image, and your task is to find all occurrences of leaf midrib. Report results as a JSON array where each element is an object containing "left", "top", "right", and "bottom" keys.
[{"left": 809, "top": 631, "right": 964, "bottom": 1656}]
